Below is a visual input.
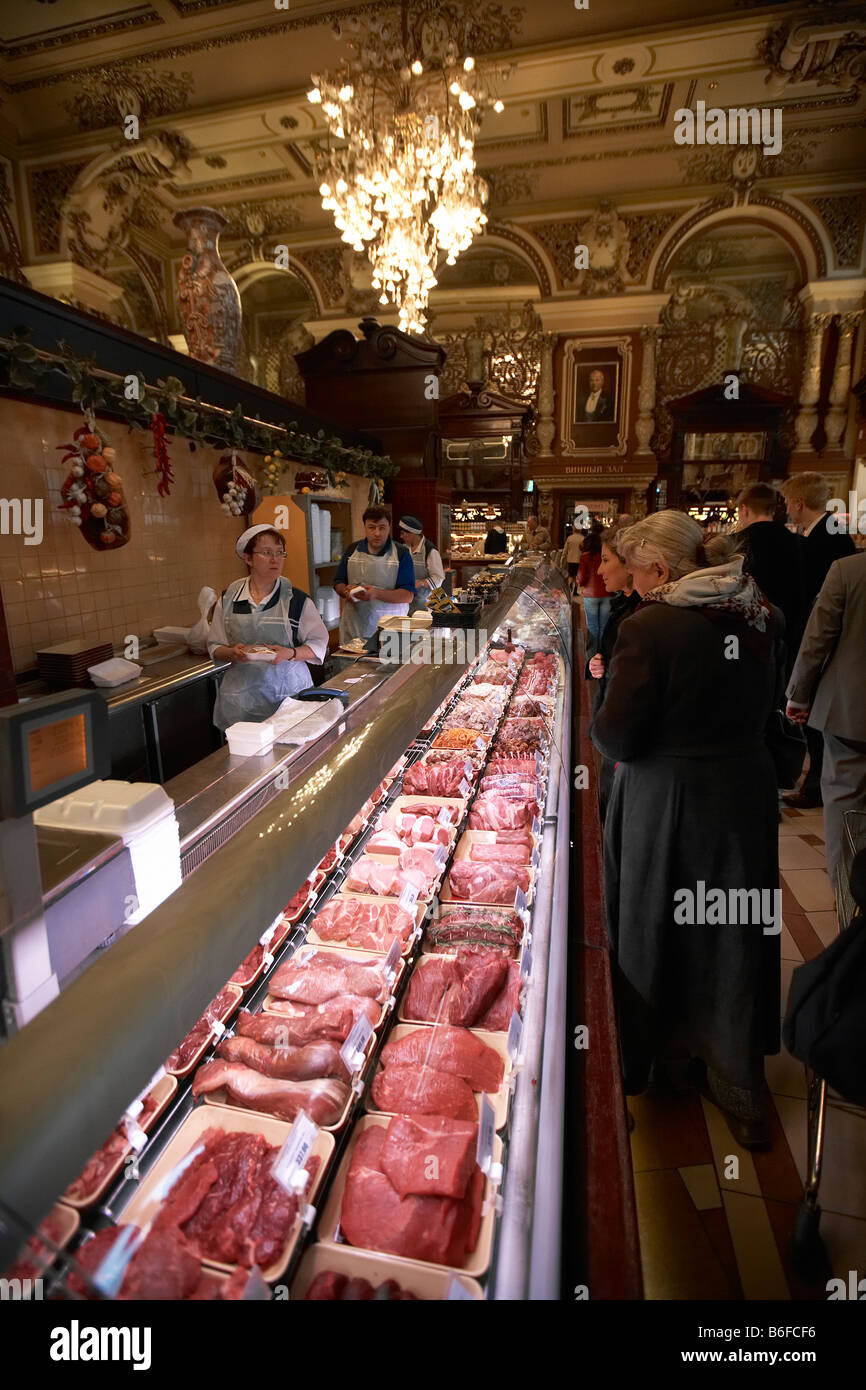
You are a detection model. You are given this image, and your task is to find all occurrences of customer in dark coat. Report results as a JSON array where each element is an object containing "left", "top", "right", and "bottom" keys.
[
  {"left": 734, "top": 482, "right": 806, "bottom": 673},
  {"left": 586, "top": 524, "right": 640, "bottom": 820},
  {"left": 780, "top": 473, "right": 857, "bottom": 807},
  {"left": 591, "top": 511, "right": 781, "bottom": 1149}
]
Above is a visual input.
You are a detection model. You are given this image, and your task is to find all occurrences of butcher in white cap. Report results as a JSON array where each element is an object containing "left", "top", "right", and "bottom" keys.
[
  {"left": 207, "top": 523, "right": 329, "bottom": 731},
  {"left": 397, "top": 514, "right": 445, "bottom": 614}
]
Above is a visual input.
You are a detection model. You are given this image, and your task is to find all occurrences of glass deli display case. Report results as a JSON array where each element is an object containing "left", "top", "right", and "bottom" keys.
[{"left": 0, "top": 565, "right": 572, "bottom": 1302}]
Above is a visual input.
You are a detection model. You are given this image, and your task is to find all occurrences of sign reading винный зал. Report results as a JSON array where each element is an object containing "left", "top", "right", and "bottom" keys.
[{"left": 673, "top": 100, "right": 782, "bottom": 156}]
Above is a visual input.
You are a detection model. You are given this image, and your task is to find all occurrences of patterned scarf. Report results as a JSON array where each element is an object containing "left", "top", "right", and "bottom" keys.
[{"left": 638, "top": 556, "right": 776, "bottom": 657}]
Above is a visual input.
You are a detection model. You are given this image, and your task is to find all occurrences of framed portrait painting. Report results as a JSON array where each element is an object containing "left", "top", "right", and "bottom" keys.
[{"left": 560, "top": 337, "right": 633, "bottom": 456}]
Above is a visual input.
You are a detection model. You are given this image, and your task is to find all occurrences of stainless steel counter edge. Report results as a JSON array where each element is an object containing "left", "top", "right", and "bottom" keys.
[{"left": 0, "top": 570, "right": 535, "bottom": 1245}]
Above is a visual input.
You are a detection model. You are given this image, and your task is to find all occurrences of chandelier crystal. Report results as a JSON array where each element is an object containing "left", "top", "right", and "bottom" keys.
[{"left": 308, "top": 3, "right": 509, "bottom": 335}]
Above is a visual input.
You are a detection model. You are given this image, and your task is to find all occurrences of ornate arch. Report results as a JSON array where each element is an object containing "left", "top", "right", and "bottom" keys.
[
  {"left": 229, "top": 256, "right": 324, "bottom": 318},
  {"left": 482, "top": 222, "right": 554, "bottom": 298},
  {"left": 649, "top": 197, "right": 827, "bottom": 290}
]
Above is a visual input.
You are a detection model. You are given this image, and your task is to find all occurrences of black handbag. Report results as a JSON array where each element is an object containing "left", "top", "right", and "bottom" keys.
[
  {"left": 783, "top": 911, "right": 866, "bottom": 1104},
  {"left": 764, "top": 708, "right": 806, "bottom": 788}
]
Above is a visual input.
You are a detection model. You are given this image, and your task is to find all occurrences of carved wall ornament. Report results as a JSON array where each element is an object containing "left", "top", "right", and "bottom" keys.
[
  {"left": 528, "top": 202, "right": 634, "bottom": 294},
  {"left": 62, "top": 65, "right": 194, "bottom": 132},
  {"left": 760, "top": 14, "right": 866, "bottom": 95},
  {"left": 679, "top": 128, "right": 819, "bottom": 196},
  {"left": 294, "top": 247, "right": 347, "bottom": 309},
  {"left": 803, "top": 193, "right": 866, "bottom": 269},
  {"left": 436, "top": 300, "right": 543, "bottom": 403},
  {"left": 484, "top": 165, "right": 539, "bottom": 206},
  {"left": 622, "top": 211, "right": 681, "bottom": 284}
]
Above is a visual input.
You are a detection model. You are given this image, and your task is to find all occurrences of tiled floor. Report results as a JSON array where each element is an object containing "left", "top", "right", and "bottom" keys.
[{"left": 628, "top": 808, "right": 866, "bottom": 1300}]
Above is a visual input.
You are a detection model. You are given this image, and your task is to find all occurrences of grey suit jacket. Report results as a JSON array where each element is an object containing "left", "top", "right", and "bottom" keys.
[{"left": 786, "top": 551, "right": 866, "bottom": 739}]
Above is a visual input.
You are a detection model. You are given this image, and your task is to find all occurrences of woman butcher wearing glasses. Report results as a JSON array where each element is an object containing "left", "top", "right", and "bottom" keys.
[{"left": 208, "top": 523, "right": 329, "bottom": 731}]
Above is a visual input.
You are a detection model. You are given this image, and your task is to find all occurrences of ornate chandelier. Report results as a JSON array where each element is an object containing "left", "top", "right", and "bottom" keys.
[{"left": 308, "top": 2, "right": 510, "bottom": 335}]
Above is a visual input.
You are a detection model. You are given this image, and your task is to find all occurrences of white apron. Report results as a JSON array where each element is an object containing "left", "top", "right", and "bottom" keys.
[
  {"left": 213, "top": 577, "right": 312, "bottom": 731},
  {"left": 340, "top": 542, "right": 410, "bottom": 642},
  {"left": 408, "top": 541, "right": 431, "bottom": 614}
]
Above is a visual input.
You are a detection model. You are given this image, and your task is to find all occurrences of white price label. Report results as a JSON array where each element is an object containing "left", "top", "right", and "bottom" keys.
[
  {"left": 259, "top": 914, "right": 282, "bottom": 948},
  {"left": 210, "top": 1019, "right": 226, "bottom": 1041},
  {"left": 446, "top": 1277, "right": 476, "bottom": 1301},
  {"left": 520, "top": 940, "right": 533, "bottom": 982},
  {"left": 459, "top": 778, "right": 471, "bottom": 798},
  {"left": 383, "top": 937, "right": 402, "bottom": 982},
  {"left": 507, "top": 1010, "right": 523, "bottom": 1063},
  {"left": 273, "top": 1112, "right": 319, "bottom": 1194},
  {"left": 514, "top": 887, "right": 528, "bottom": 915},
  {"left": 534, "top": 751, "right": 544, "bottom": 771},
  {"left": 398, "top": 882, "right": 419, "bottom": 913},
  {"left": 530, "top": 846, "right": 541, "bottom": 870},
  {"left": 123, "top": 1115, "right": 149, "bottom": 1152},
  {"left": 262, "top": 951, "right": 275, "bottom": 970},
  {"left": 463, "top": 759, "right": 473, "bottom": 778},
  {"left": 437, "top": 806, "right": 452, "bottom": 827},
  {"left": 532, "top": 816, "right": 542, "bottom": 839},
  {"left": 434, "top": 845, "right": 448, "bottom": 870},
  {"left": 476, "top": 1093, "right": 496, "bottom": 1176},
  {"left": 475, "top": 736, "right": 485, "bottom": 751},
  {"left": 340, "top": 1013, "right": 374, "bottom": 1074}
]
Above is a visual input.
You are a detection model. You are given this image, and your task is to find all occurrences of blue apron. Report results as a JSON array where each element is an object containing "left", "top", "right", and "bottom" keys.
[{"left": 213, "top": 577, "right": 312, "bottom": 731}]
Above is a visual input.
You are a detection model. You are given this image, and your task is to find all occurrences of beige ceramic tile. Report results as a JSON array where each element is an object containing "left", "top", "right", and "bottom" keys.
[
  {"left": 720, "top": 1191, "right": 790, "bottom": 1300},
  {"left": 634, "top": 1169, "right": 736, "bottom": 1300},
  {"left": 700, "top": 1096, "right": 762, "bottom": 1197},
  {"left": 780, "top": 920, "right": 803, "bottom": 963},
  {"left": 783, "top": 869, "right": 836, "bottom": 913},
  {"left": 679, "top": 1163, "right": 722, "bottom": 1211},
  {"left": 779, "top": 838, "right": 828, "bottom": 872},
  {"left": 806, "top": 911, "right": 839, "bottom": 949}
]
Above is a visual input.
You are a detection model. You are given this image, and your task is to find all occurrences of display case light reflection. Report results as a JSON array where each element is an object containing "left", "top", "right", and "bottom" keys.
[{"left": 257, "top": 725, "right": 373, "bottom": 838}]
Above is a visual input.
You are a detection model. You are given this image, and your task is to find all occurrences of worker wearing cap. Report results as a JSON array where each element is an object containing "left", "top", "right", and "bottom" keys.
[
  {"left": 398, "top": 514, "right": 445, "bottom": 613},
  {"left": 207, "top": 523, "right": 329, "bottom": 731}
]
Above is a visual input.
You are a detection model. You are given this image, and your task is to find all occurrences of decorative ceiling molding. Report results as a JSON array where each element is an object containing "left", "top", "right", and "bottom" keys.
[
  {"left": 480, "top": 101, "right": 549, "bottom": 153},
  {"left": 483, "top": 222, "right": 552, "bottom": 298},
  {"left": 0, "top": 7, "right": 162, "bottom": 62},
  {"left": 802, "top": 192, "right": 866, "bottom": 269},
  {"left": 760, "top": 12, "right": 866, "bottom": 96},
  {"left": 562, "top": 82, "right": 674, "bottom": 138},
  {"left": 62, "top": 64, "right": 194, "bottom": 132}
]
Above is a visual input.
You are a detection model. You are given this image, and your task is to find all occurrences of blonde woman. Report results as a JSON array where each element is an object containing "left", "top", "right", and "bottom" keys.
[
  {"left": 587, "top": 524, "right": 640, "bottom": 819},
  {"left": 590, "top": 511, "right": 781, "bottom": 1149}
]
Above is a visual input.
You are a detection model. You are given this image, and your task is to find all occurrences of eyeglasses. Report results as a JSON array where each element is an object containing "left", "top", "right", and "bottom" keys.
[{"left": 253, "top": 548, "right": 286, "bottom": 558}]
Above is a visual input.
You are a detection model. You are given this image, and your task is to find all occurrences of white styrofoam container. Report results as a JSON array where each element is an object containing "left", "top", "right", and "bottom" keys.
[
  {"left": 153, "top": 626, "right": 191, "bottom": 646},
  {"left": 87, "top": 657, "right": 142, "bottom": 687},
  {"left": 225, "top": 720, "right": 276, "bottom": 757},
  {"left": 34, "top": 780, "right": 181, "bottom": 923}
]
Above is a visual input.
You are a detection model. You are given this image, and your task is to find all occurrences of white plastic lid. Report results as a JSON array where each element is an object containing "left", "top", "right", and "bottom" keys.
[{"left": 34, "top": 779, "right": 175, "bottom": 839}]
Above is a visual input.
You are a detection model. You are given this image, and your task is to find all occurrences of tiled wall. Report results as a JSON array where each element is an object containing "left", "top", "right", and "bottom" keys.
[{"left": 0, "top": 399, "right": 364, "bottom": 673}]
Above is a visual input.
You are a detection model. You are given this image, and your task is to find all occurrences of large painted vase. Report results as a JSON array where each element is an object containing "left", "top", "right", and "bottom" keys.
[{"left": 174, "top": 207, "right": 242, "bottom": 373}]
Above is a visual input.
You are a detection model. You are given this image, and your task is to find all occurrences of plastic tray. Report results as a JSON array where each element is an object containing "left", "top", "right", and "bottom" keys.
[
  {"left": 365, "top": 1022, "right": 512, "bottom": 1130},
  {"left": 316, "top": 1115, "right": 500, "bottom": 1278},
  {"left": 62, "top": 1074, "right": 178, "bottom": 1210},
  {"left": 228, "top": 918, "right": 293, "bottom": 990},
  {"left": 291, "top": 1242, "right": 484, "bottom": 1301},
  {"left": 313, "top": 894, "right": 428, "bottom": 953},
  {"left": 119, "top": 1106, "right": 334, "bottom": 1283},
  {"left": 165, "top": 985, "right": 244, "bottom": 1079}
]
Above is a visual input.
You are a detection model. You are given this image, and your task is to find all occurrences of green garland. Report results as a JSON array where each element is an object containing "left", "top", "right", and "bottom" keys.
[{"left": 0, "top": 330, "right": 398, "bottom": 489}]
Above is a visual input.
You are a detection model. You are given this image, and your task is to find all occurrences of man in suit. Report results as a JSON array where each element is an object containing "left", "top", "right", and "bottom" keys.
[
  {"left": 580, "top": 369, "right": 614, "bottom": 422},
  {"left": 786, "top": 551, "right": 866, "bottom": 892},
  {"left": 734, "top": 482, "right": 806, "bottom": 674},
  {"left": 779, "top": 472, "right": 857, "bottom": 808}
]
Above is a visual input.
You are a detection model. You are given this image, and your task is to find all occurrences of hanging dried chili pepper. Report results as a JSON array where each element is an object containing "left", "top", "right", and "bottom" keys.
[{"left": 150, "top": 412, "right": 174, "bottom": 497}]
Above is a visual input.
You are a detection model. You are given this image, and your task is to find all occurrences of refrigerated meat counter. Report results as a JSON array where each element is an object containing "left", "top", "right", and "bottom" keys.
[{"left": 0, "top": 564, "right": 573, "bottom": 1301}]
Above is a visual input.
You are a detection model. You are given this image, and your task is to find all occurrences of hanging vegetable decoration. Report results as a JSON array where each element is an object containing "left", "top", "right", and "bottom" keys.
[
  {"left": 213, "top": 451, "right": 259, "bottom": 517},
  {"left": 150, "top": 412, "right": 174, "bottom": 497},
  {"left": 57, "top": 421, "right": 131, "bottom": 550}
]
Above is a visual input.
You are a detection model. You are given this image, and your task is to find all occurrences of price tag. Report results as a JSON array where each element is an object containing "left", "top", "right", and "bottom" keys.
[
  {"left": 273, "top": 1112, "right": 319, "bottom": 1194},
  {"left": 383, "top": 937, "right": 402, "bottom": 983},
  {"left": 463, "top": 759, "right": 473, "bottom": 778},
  {"left": 340, "top": 1013, "right": 374, "bottom": 1074},
  {"left": 240, "top": 1266, "right": 272, "bottom": 1301},
  {"left": 476, "top": 1094, "right": 497, "bottom": 1177},
  {"left": 459, "top": 778, "right": 471, "bottom": 798},
  {"left": 210, "top": 1019, "right": 226, "bottom": 1041},
  {"left": 507, "top": 1010, "right": 523, "bottom": 1063},
  {"left": 445, "top": 1277, "right": 476, "bottom": 1301},
  {"left": 437, "top": 806, "right": 452, "bottom": 827},
  {"left": 534, "top": 751, "right": 544, "bottom": 772},
  {"left": 122, "top": 1103, "right": 149, "bottom": 1151},
  {"left": 259, "top": 914, "right": 282, "bottom": 949},
  {"left": 262, "top": 951, "right": 275, "bottom": 970},
  {"left": 514, "top": 887, "right": 528, "bottom": 915},
  {"left": 532, "top": 816, "right": 542, "bottom": 839},
  {"left": 475, "top": 736, "right": 486, "bottom": 751},
  {"left": 434, "top": 844, "right": 448, "bottom": 870},
  {"left": 495, "top": 774, "right": 522, "bottom": 788},
  {"left": 399, "top": 882, "right": 419, "bottom": 914},
  {"left": 530, "top": 846, "right": 541, "bottom": 870},
  {"left": 520, "top": 939, "right": 533, "bottom": 982}
]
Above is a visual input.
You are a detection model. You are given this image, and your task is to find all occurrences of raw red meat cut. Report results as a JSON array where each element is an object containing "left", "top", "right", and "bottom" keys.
[
  {"left": 403, "top": 757, "right": 472, "bottom": 799},
  {"left": 468, "top": 840, "right": 531, "bottom": 865},
  {"left": 269, "top": 950, "right": 387, "bottom": 1003},
  {"left": 283, "top": 883, "right": 312, "bottom": 921},
  {"left": 66, "top": 1227, "right": 204, "bottom": 1301},
  {"left": 476, "top": 961, "right": 521, "bottom": 1031},
  {"left": 340, "top": 1124, "right": 483, "bottom": 1267},
  {"left": 400, "top": 802, "right": 457, "bottom": 822},
  {"left": 379, "top": 1114, "right": 478, "bottom": 1199},
  {"left": 344, "top": 859, "right": 429, "bottom": 899},
  {"left": 236, "top": 1002, "right": 355, "bottom": 1046},
  {"left": 305, "top": 1271, "right": 418, "bottom": 1301},
  {"left": 192, "top": 1060, "right": 350, "bottom": 1125},
  {"left": 311, "top": 897, "right": 414, "bottom": 951},
  {"left": 447, "top": 861, "right": 531, "bottom": 904},
  {"left": 486, "top": 757, "right": 542, "bottom": 778},
  {"left": 405, "top": 950, "right": 517, "bottom": 1030},
  {"left": 380, "top": 1026, "right": 503, "bottom": 1092},
  {"left": 370, "top": 1062, "right": 477, "bottom": 1120},
  {"left": 428, "top": 907, "right": 524, "bottom": 957},
  {"left": 468, "top": 793, "right": 536, "bottom": 832},
  {"left": 166, "top": 987, "right": 238, "bottom": 1073},
  {"left": 4, "top": 1207, "right": 70, "bottom": 1283},
  {"left": 216, "top": 1034, "right": 346, "bottom": 1080}
]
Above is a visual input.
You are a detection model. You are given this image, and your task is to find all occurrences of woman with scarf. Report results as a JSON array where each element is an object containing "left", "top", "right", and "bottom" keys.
[
  {"left": 591, "top": 512, "right": 781, "bottom": 1149},
  {"left": 586, "top": 523, "right": 641, "bottom": 821}
]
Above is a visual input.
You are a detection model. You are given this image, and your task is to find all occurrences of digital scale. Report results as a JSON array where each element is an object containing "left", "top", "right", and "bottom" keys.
[{"left": 0, "top": 689, "right": 112, "bottom": 1032}]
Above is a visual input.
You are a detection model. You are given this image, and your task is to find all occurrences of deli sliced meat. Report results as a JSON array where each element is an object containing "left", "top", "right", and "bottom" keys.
[
  {"left": 269, "top": 950, "right": 387, "bottom": 1004},
  {"left": 381, "top": 1026, "right": 503, "bottom": 1092},
  {"left": 447, "top": 861, "right": 531, "bottom": 904},
  {"left": 370, "top": 1063, "right": 477, "bottom": 1121},
  {"left": 379, "top": 1114, "right": 478, "bottom": 1200},
  {"left": 311, "top": 898, "right": 414, "bottom": 952},
  {"left": 192, "top": 1060, "right": 350, "bottom": 1126},
  {"left": 340, "top": 1124, "right": 483, "bottom": 1267},
  {"left": 215, "top": 1034, "right": 346, "bottom": 1081}
]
